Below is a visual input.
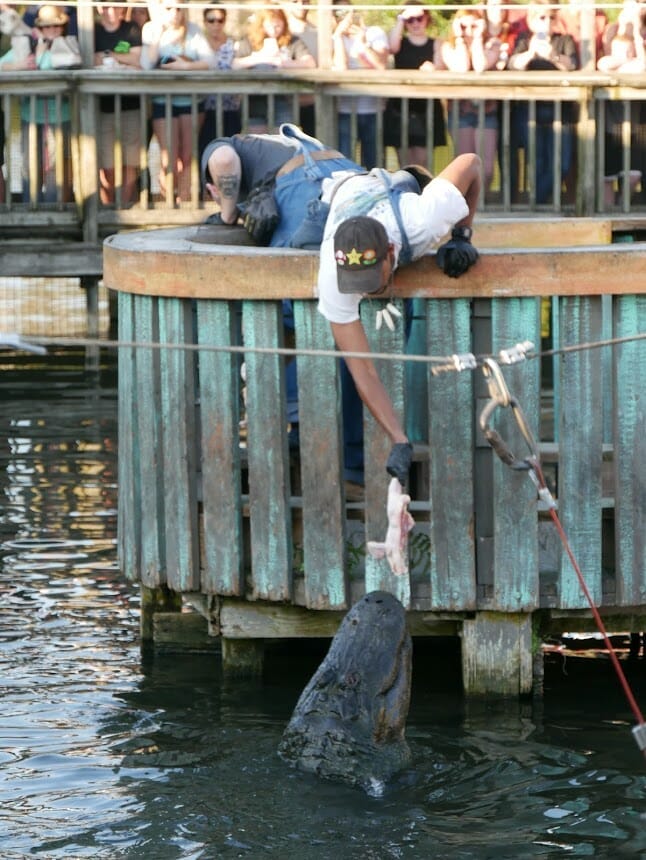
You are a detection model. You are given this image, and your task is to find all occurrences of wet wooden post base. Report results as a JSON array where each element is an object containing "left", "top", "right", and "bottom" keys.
[
  {"left": 461, "top": 612, "right": 535, "bottom": 696},
  {"left": 221, "top": 638, "right": 265, "bottom": 677},
  {"left": 81, "top": 275, "right": 101, "bottom": 338},
  {"left": 140, "top": 584, "right": 182, "bottom": 646}
]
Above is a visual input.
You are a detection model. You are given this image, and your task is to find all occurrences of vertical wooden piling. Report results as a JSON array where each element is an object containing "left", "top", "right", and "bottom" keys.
[
  {"left": 461, "top": 611, "right": 535, "bottom": 696},
  {"left": 140, "top": 584, "right": 182, "bottom": 646},
  {"left": 221, "top": 638, "right": 265, "bottom": 677}
]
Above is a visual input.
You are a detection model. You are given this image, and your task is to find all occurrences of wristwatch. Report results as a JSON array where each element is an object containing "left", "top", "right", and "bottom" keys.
[{"left": 454, "top": 225, "right": 473, "bottom": 241}]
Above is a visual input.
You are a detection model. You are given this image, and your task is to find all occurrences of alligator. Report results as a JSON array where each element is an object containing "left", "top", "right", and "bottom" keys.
[{"left": 278, "top": 591, "right": 412, "bottom": 795}]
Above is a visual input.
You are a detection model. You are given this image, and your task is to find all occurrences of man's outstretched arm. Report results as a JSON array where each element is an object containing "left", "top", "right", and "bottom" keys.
[
  {"left": 434, "top": 153, "right": 482, "bottom": 278},
  {"left": 436, "top": 152, "right": 481, "bottom": 229},
  {"left": 330, "top": 320, "right": 408, "bottom": 445},
  {"left": 331, "top": 320, "right": 413, "bottom": 484}
]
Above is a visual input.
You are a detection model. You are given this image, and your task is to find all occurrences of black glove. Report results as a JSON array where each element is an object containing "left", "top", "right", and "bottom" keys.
[
  {"left": 386, "top": 442, "right": 413, "bottom": 486},
  {"left": 238, "top": 180, "right": 279, "bottom": 245},
  {"left": 436, "top": 226, "right": 479, "bottom": 278}
]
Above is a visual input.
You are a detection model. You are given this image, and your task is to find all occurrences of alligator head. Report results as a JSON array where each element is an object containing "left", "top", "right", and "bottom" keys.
[{"left": 278, "top": 591, "right": 412, "bottom": 795}]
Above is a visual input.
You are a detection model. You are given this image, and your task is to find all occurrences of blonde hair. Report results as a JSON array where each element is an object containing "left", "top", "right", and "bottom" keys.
[{"left": 446, "top": 7, "right": 490, "bottom": 48}]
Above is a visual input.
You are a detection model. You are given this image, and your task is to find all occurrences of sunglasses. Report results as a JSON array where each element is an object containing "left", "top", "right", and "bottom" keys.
[
  {"left": 205, "top": 14, "right": 225, "bottom": 23},
  {"left": 405, "top": 14, "right": 426, "bottom": 24}
]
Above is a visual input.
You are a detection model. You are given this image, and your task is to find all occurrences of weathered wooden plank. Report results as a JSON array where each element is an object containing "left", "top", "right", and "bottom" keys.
[
  {"left": 476, "top": 218, "right": 612, "bottom": 249},
  {"left": 557, "top": 296, "right": 603, "bottom": 607},
  {"left": 117, "top": 291, "right": 140, "bottom": 581},
  {"left": 461, "top": 611, "right": 534, "bottom": 695},
  {"left": 490, "top": 298, "right": 541, "bottom": 611},
  {"left": 153, "top": 611, "right": 218, "bottom": 652},
  {"left": 133, "top": 294, "right": 166, "bottom": 587},
  {"left": 293, "top": 301, "right": 349, "bottom": 610},
  {"left": 219, "top": 599, "right": 460, "bottom": 638},
  {"left": 404, "top": 299, "right": 428, "bottom": 443},
  {"left": 364, "top": 299, "right": 411, "bottom": 608},
  {"left": 158, "top": 298, "right": 200, "bottom": 591},
  {"left": 427, "top": 299, "right": 477, "bottom": 611},
  {"left": 613, "top": 295, "right": 646, "bottom": 605},
  {"left": 196, "top": 299, "right": 244, "bottom": 595},
  {"left": 0, "top": 244, "right": 102, "bottom": 277},
  {"left": 242, "top": 300, "right": 292, "bottom": 602}
]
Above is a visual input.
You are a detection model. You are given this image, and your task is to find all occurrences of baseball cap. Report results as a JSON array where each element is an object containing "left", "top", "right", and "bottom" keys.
[{"left": 334, "top": 216, "right": 389, "bottom": 295}]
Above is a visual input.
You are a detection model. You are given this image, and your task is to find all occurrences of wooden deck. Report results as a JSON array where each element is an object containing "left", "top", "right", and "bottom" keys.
[{"left": 104, "top": 227, "right": 646, "bottom": 695}]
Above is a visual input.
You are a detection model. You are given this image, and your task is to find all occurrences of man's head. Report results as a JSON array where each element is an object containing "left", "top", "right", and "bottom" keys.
[{"left": 334, "top": 216, "right": 394, "bottom": 296}]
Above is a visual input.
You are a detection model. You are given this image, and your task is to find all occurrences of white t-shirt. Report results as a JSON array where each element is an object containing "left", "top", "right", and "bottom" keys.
[
  {"left": 317, "top": 172, "right": 470, "bottom": 324},
  {"left": 337, "top": 26, "right": 389, "bottom": 115}
]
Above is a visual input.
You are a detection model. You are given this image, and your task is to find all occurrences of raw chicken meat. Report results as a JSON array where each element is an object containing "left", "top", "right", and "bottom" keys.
[{"left": 367, "top": 478, "right": 415, "bottom": 576}]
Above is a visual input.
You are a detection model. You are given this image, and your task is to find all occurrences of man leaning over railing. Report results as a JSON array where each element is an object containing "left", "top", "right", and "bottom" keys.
[{"left": 317, "top": 154, "right": 482, "bottom": 490}]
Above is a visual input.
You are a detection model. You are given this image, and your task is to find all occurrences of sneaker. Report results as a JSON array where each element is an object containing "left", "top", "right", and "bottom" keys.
[{"left": 204, "top": 212, "right": 237, "bottom": 225}]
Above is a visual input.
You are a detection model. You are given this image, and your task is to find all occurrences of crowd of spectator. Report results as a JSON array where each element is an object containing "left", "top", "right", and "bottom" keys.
[{"left": 0, "top": 0, "right": 645, "bottom": 207}]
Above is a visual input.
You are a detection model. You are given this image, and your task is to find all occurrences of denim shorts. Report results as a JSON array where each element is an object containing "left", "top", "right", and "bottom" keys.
[
  {"left": 270, "top": 153, "right": 362, "bottom": 248},
  {"left": 152, "top": 102, "right": 203, "bottom": 120},
  {"left": 459, "top": 111, "right": 499, "bottom": 131}
]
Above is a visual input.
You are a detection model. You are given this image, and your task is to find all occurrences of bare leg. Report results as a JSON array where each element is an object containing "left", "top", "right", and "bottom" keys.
[
  {"left": 152, "top": 115, "right": 170, "bottom": 200},
  {"left": 407, "top": 145, "right": 428, "bottom": 168},
  {"left": 99, "top": 168, "right": 115, "bottom": 205},
  {"left": 205, "top": 143, "right": 242, "bottom": 224},
  {"left": 99, "top": 166, "right": 140, "bottom": 206},
  {"left": 176, "top": 112, "right": 201, "bottom": 202}
]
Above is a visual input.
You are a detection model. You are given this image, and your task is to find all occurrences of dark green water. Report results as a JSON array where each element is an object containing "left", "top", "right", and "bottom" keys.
[{"left": 1, "top": 348, "right": 645, "bottom": 859}]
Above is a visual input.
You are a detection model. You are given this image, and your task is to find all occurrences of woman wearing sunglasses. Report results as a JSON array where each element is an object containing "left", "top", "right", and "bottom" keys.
[
  {"left": 199, "top": 3, "right": 240, "bottom": 169},
  {"left": 385, "top": 2, "right": 446, "bottom": 169}
]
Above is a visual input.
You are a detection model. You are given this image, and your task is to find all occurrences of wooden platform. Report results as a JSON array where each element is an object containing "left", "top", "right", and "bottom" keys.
[{"left": 104, "top": 225, "right": 646, "bottom": 694}]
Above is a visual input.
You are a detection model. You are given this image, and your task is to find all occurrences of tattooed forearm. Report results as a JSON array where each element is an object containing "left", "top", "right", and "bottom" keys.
[{"left": 215, "top": 173, "right": 240, "bottom": 199}]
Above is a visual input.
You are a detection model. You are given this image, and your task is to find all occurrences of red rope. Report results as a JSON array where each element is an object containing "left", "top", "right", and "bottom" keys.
[
  {"left": 530, "top": 460, "right": 646, "bottom": 750},
  {"left": 547, "top": 506, "right": 645, "bottom": 726}
]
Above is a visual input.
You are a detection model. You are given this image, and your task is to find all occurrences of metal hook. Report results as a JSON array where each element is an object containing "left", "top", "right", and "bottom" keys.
[
  {"left": 482, "top": 357, "right": 512, "bottom": 407},
  {"left": 479, "top": 358, "right": 541, "bottom": 471}
]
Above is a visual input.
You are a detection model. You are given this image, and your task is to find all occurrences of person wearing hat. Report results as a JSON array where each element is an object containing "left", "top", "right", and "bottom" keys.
[
  {"left": 22, "top": 4, "right": 77, "bottom": 35},
  {"left": 317, "top": 152, "right": 481, "bottom": 488},
  {"left": 0, "top": 4, "right": 80, "bottom": 202}
]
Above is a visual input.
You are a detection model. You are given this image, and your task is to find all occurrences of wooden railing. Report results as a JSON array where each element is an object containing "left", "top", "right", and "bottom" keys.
[{"left": 2, "top": 70, "right": 646, "bottom": 242}]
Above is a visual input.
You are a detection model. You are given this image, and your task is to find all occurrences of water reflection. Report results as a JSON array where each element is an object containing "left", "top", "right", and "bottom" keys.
[{"left": 1, "top": 348, "right": 645, "bottom": 859}]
